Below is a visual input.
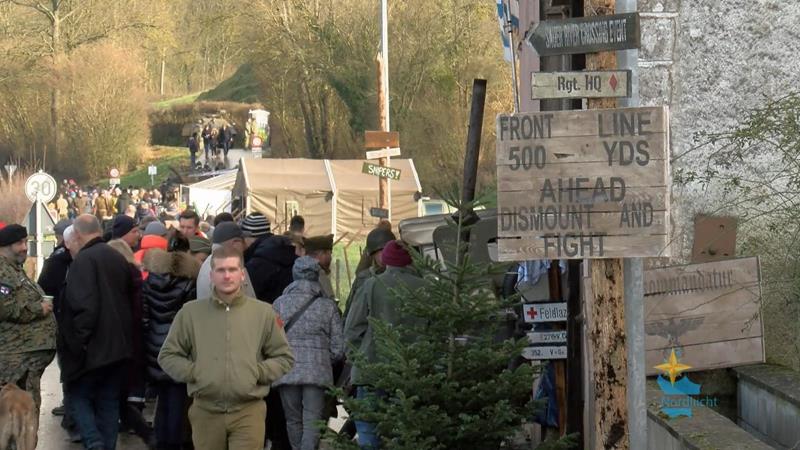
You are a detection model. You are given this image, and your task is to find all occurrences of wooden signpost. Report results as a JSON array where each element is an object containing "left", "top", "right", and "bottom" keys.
[
  {"left": 644, "top": 257, "right": 764, "bottom": 374},
  {"left": 364, "top": 130, "right": 400, "bottom": 220},
  {"left": 526, "top": 12, "right": 640, "bottom": 56},
  {"left": 532, "top": 70, "right": 632, "bottom": 99},
  {"left": 495, "top": 106, "right": 671, "bottom": 261}
]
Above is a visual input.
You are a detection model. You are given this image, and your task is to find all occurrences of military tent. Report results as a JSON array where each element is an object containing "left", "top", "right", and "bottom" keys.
[
  {"left": 233, "top": 158, "right": 422, "bottom": 237},
  {"left": 234, "top": 158, "right": 334, "bottom": 236}
]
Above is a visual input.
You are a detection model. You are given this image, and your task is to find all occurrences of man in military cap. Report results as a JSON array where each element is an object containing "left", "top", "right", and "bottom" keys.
[
  {"left": 0, "top": 223, "right": 57, "bottom": 410},
  {"left": 343, "top": 227, "right": 396, "bottom": 320},
  {"left": 304, "top": 234, "right": 335, "bottom": 299}
]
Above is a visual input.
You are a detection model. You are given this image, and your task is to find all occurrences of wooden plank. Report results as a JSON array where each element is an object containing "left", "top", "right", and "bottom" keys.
[
  {"left": 365, "top": 147, "right": 401, "bottom": 159},
  {"left": 497, "top": 234, "right": 671, "bottom": 260},
  {"left": 361, "top": 162, "right": 401, "bottom": 180},
  {"left": 496, "top": 107, "right": 667, "bottom": 140},
  {"left": 498, "top": 159, "right": 667, "bottom": 191},
  {"left": 643, "top": 257, "right": 761, "bottom": 291},
  {"left": 496, "top": 134, "right": 668, "bottom": 165},
  {"left": 526, "top": 12, "right": 640, "bottom": 56},
  {"left": 532, "top": 70, "right": 632, "bottom": 99},
  {"left": 364, "top": 130, "right": 400, "bottom": 149},
  {"left": 646, "top": 337, "right": 765, "bottom": 376},
  {"left": 498, "top": 209, "right": 668, "bottom": 237},
  {"left": 642, "top": 257, "right": 763, "bottom": 373},
  {"left": 498, "top": 186, "right": 668, "bottom": 210}
]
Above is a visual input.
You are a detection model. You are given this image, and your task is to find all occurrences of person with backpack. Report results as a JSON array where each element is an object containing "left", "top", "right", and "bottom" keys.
[{"left": 273, "top": 256, "right": 344, "bottom": 450}]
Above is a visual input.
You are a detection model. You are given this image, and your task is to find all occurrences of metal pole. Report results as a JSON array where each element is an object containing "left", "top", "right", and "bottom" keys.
[
  {"left": 381, "top": 0, "right": 390, "bottom": 131},
  {"left": 35, "top": 196, "right": 43, "bottom": 279},
  {"left": 503, "top": 0, "right": 520, "bottom": 113},
  {"left": 461, "top": 79, "right": 487, "bottom": 209},
  {"left": 616, "top": 0, "right": 644, "bottom": 448},
  {"left": 380, "top": 0, "right": 392, "bottom": 221}
]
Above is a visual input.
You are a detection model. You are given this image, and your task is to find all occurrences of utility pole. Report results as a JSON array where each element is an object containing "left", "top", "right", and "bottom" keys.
[
  {"left": 377, "top": 0, "right": 392, "bottom": 220},
  {"left": 585, "top": 0, "right": 629, "bottom": 448},
  {"left": 160, "top": 48, "right": 166, "bottom": 96}
]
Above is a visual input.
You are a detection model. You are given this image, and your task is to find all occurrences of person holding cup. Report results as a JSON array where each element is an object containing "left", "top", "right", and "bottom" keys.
[{"left": 0, "top": 223, "right": 57, "bottom": 412}]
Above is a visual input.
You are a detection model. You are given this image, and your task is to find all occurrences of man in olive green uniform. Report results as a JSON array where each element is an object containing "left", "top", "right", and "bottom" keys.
[
  {"left": 344, "top": 240, "right": 426, "bottom": 448},
  {"left": 0, "top": 224, "right": 57, "bottom": 410},
  {"left": 343, "top": 227, "right": 396, "bottom": 320}
]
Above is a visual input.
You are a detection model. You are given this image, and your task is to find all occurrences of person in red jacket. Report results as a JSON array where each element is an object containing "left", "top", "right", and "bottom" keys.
[{"left": 134, "top": 222, "right": 169, "bottom": 280}]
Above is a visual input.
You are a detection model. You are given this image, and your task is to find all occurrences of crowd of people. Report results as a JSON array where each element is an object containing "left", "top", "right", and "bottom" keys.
[
  {"left": 0, "top": 196, "right": 422, "bottom": 450},
  {"left": 45, "top": 179, "right": 181, "bottom": 223}
]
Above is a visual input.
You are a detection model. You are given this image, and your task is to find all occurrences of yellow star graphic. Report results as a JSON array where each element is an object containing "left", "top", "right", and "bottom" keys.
[{"left": 654, "top": 348, "right": 691, "bottom": 385}]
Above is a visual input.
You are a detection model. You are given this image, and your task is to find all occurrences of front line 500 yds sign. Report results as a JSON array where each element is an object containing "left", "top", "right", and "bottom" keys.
[{"left": 495, "top": 106, "right": 671, "bottom": 260}]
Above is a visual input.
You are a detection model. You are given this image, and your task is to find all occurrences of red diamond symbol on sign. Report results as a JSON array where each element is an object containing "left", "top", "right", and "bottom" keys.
[{"left": 609, "top": 74, "right": 619, "bottom": 91}]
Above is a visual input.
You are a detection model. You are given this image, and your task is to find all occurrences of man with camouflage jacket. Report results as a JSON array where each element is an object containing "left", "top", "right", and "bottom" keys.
[{"left": 0, "top": 223, "right": 57, "bottom": 410}]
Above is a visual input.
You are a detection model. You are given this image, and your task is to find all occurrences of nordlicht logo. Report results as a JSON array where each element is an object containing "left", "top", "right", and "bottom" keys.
[{"left": 654, "top": 349, "right": 718, "bottom": 418}]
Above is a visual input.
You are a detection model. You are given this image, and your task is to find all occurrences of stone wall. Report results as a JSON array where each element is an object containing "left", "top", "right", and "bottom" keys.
[{"left": 637, "top": 0, "right": 800, "bottom": 370}]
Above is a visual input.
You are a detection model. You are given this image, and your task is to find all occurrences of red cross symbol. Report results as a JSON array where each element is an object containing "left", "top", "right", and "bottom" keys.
[{"left": 526, "top": 307, "right": 538, "bottom": 321}]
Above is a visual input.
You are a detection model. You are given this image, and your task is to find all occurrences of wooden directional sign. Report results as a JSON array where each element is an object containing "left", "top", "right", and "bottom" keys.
[
  {"left": 365, "top": 131, "right": 400, "bottom": 149},
  {"left": 495, "top": 106, "right": 671, "bottom": 260},
  {"left": 527, "top": 13, "right": 640, "bottom": 56},
  {"left": 369, "top": 207, "right": 390, "bottom": 219},
  {"left": 528, "top": 330, "right": 568, "bottom": 344},
  {"left": 366, "top": 147, "right": 402, "bottom": 160},
  {"left": 522, "top": 302, "right": 568, "bottom": 323},
  {"left": 362, "top": 162, "right": 401, "bottom": 181},
  {"left": 532, "top": 70, "right": 632, "bottom": 99},
  {"left": 644, "top": 257, "right": 763, "bottom": 375},
  {"left": 523, "top": 346, "right": 568, "bottom": 360}
]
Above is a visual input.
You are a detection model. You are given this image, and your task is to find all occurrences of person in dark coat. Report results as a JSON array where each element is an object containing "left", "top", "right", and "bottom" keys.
[
  {"left": 142, "top": 240, "right": 200, "bottom": 450},
  {"left": 59, "top": 215, "right": 135, "bottom": 450},
  {"left": 241, "top": 213, "right": 296, "bottom": 450},
  {"left": 242, "top": 213, "right": 297, "bottom": 304}
]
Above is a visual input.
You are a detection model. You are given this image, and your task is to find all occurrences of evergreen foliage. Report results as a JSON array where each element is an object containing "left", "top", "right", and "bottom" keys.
[{"left": 330, "top": 193, "right": 578, "bottom": 449}]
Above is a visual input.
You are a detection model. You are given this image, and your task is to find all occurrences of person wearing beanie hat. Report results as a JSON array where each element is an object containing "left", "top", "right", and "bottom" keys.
[
  {"left": 196, "top": 222, "right": 257, "bottom": 301},
  {"left": 380, "top": 240, "right": 413, "bottom": 267},
  {"left": 134, "top": 222, "right": 170, "bottom": 280},
  {"left": 241, "top": 212, "right": 271, "bottom": 237},
  {"left": 144, "top": 221, "right": 169, "bottom": 237},
  {"left": 343, "top": 239, "right": 425, "bottom": 448},
  {"left": 112, "top": 215, "right": 141, "bottom": 250},
  {"left": 0, "top": 223, "right": 57, "bottom": 414},
  {"left": 241, "top": 213, "right": 272, "bottom": 261},
  {"left": 344, "top": 227, "right": 397, "bottom": 319},
  {"left": 272, "top": 256, "right": 344, "bottom": 450}
]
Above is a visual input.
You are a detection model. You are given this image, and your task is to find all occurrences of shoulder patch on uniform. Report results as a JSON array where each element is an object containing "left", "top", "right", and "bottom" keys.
[{"left": 0, "top": 283, "right": 12, "bottom": 297}]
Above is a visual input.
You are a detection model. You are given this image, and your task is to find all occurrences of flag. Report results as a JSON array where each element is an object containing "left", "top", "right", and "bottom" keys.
[{"left": 496, "top": 0, "right": 519, "bottom": 63}]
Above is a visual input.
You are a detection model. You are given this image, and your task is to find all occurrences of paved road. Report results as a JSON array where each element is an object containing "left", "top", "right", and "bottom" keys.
[
  {"left": 38, "top": 360, "right": 347, "bottom": 449},
  {"left": 38, "top": 361, "right": 150, "bottom": 449}
]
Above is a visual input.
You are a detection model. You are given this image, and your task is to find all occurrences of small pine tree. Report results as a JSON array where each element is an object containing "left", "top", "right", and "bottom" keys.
[{"left": 330, "top": 194, "right": 578, "bottom": 450}]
